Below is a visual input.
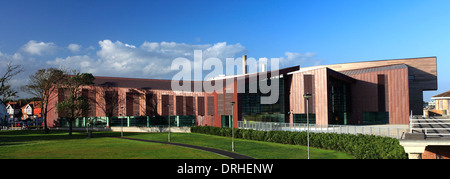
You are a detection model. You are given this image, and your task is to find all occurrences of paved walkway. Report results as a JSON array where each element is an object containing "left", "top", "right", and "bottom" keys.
[{"left": 113, "top": 137, "right": 254, "bottom": 159}]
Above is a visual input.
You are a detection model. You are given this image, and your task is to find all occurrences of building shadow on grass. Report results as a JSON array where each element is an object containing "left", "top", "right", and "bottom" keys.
[{"left": 0, "top": 129, "right": 141, "bottom": 146}]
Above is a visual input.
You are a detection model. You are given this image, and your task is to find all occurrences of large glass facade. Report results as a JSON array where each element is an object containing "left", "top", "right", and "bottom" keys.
[
  {"left": 362, "top": 112, "right": 389, "bottom": 125},
  {"left": 293, "top": 114, "right": 316, "bottom": 124},
  {"left": 328, "top": 76, "right": 352, "bottom": 125},
  {"left": 240, "top": 76, "right": 285, "bottom": 122},
  {"left": 59, "top": 115, "right": 196, "bottom": 128}
]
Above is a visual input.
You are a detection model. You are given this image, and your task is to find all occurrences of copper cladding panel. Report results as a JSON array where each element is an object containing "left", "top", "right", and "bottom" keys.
[
  {"left": 289, "top": 68, "right": 328, "bottom": 125},
  {"left": 348, "top": 67, "right": 409, "bottom": 124}
]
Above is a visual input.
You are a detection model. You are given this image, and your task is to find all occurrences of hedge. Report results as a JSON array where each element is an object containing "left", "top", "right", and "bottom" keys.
[{"left": 191, "top": 126, "right": 407, "bottom": 159}]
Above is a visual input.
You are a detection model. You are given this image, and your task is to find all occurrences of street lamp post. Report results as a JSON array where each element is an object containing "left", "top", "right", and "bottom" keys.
[
  {"left": 303, "top": 93, "right": 312, "bottom": 159},
  {"left": 231, "top": 102, "right": 235, "bottom": 152},
  {"left": 168, "top": 104, "right": 171, "bottom": 143}
]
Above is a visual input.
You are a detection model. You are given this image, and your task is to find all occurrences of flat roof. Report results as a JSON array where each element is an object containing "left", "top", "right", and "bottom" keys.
[
  {"left": 340, "top": 64, "right": 408, "bottom": 75},
  {"left": 92, "top": 66, "right": 300, "bottom": 91}
]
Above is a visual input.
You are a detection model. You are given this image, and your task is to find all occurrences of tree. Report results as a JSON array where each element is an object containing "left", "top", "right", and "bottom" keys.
[
  {"left": 21, "top": 68, "right": 65, "bottom": 133},
  {"left": 0, "top": 62, "right": 23, "bottom": 102},
  {"left": 93, "top": 82, "right": 123, "bottom": 121},
  {"left": 56, "top": 71, "right": 95, "bottom": 136}
]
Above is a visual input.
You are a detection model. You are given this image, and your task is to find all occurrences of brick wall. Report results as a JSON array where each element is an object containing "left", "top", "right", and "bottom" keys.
[{"left": 423, "top": 146, "right": 450, "bottom": 159}]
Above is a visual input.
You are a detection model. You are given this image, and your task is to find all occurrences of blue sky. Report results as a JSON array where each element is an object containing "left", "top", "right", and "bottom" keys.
[{"left": 0, "top": 0, "right": 449, "bottom": 101}]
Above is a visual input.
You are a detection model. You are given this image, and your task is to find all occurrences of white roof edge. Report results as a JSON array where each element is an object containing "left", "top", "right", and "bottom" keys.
[
  {"left": 287, "top": 66, "right": 327, "bottom": 75},
  {"left": 431, "top": 97, "right": 450, "bottom": 100}
]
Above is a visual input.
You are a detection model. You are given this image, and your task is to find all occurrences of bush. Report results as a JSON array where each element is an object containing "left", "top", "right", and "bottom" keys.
[{"left": 191, "top": 126, "right": 408, "bottom": 159}]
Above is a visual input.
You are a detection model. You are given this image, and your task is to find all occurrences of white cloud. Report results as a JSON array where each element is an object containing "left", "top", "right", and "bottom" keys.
[
  {"left": 21, "top": 40, "right": 58, "bottom": 56},
  {"left": 2, "top": 39, "right": 322, "bottom": 98},
  {"left": 46, "top": 40, "right": 247, "bottom": 79},
  {"left": 46, "top": 40, "right": 320, "bottom": 80},
  {"left": 203, "top": 42, "right": 246, "bottom": 59},
  {"left": 47, "top": 55, "right": 97, "bottom": 72},
  {"left": 0, "top": 51, "right": 24, "bottom": 65},
  {"left": 279, "top": 51, "right": 321, "bottom": 67},
  {"left": 0, "top": 50, "right": 43, "bottom": 99},
  {"left": 67, "top": 43, "right": 82, "bottom": 52}
]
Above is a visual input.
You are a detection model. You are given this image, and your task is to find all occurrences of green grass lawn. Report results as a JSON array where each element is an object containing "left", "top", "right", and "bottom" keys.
[
  {"left": 128, "top": 132, "right": 354, "bottom": 159},
  {"left": 0, "top": 130, "right": 227, "bottom": 159},
  {"left": 0, "top": 130, "right": 354, "bottom": 159}
]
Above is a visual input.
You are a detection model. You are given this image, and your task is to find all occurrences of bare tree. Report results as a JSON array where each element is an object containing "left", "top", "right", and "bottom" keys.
[
  {"left": 93, "top": 82, "right": 124, "bottom": 120},
  {"left": 21, "top": 68, "right": 65, "bottom": 133},
  {"left": 56, "top": 71, "right": 95, "bottom": 136},
  {"left": 0, "top": 62, "right": 24, "bottom": 102}
]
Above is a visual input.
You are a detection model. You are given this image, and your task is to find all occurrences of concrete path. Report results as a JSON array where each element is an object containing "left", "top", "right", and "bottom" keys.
[{"left": 113, "top": 137, "right": 254, "bottom": 159}]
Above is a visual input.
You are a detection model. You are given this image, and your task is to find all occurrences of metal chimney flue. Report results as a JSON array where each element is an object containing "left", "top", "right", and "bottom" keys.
[
  {"left": 261, "top": 63, "right": 267, "bottom": 72},
  {"left": 242, "top": 55, "right": 247, "bottom": 75}
]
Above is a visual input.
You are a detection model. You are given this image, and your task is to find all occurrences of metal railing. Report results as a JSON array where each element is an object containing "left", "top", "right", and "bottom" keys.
[
  {"left": 237, "top": 121, "right": 408, "bottom": 139},
  {"left": 409, "top": 117, "right": 450, "bottom": 136}
]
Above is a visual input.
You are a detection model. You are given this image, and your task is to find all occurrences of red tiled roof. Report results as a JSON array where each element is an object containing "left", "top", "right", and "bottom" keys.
[
  {"left": 433, "top": 91, "right": 450, "bottom": 98},
  {"left": 21, "top": 101, "right": 42, "bottom": 109},
  {"left": 6, "top": 102, "right": 20, "bottom": 109},
  {"left": 28, "top": 101, "right": 41, "bottom": 108}
]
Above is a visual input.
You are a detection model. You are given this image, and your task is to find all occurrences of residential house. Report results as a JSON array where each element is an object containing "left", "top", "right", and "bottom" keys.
[
  {"left": 21, "top": 101, "right": 42, "bottom": 120},
  {"left": 430, "top": 90, "right": 450, "bottom": 116},
  {"left": 6, "top": 102, "right": 21, "bottom": 120}
]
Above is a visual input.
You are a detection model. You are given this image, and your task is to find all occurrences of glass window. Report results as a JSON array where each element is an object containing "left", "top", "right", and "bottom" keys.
[
  {"left": 221, "top": 115, "right": 232, "bottom": 128},
  {"left": 328, "top": 77, "right": 352, "bottom": 125},
  {"left": 293, "top": 114, "right": 316, "bottom": 124},
  {"left": 363, "top": 112, "right": 389, "bottom": 125},
  {"left": 240, "top": 76, "right": 285, "bottom": 122}
]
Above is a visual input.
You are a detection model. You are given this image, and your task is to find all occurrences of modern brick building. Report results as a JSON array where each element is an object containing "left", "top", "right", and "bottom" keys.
[{"left": 46, "top": 56, "right": 437, "bottom": 128}]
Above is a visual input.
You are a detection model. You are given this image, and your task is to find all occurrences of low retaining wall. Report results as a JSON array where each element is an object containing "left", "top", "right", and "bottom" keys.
[
  {"left": 109, "top": 127, "right": 191, "bottom": 133},
  {"left": 51, "top": 127, "right": 191, "bottom": 133}
]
